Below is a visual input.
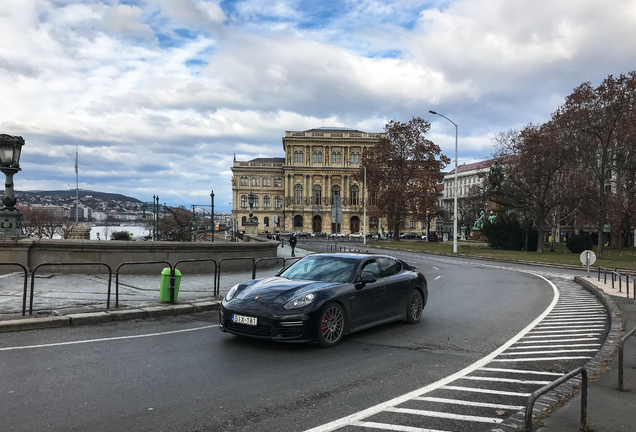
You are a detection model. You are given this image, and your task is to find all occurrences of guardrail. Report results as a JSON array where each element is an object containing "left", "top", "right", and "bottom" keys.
[
  {"left": 174, "top": 258, "right": 218, "bottom": 299},
  {"left": 115, "top": 261, "right": 172, "bottom": 308},
  {"left": 525, "top": 366, "right": 588, "bottom": 432},
  {"left": 0, "top": 263, "right": 29, "bottom": 316},
  {"left": 29, "top": 262, "right": 113, "bottom": 315},
  {"left": 618, "top": 326, "right": 636, "bottom": 391},
  {"left": 216, "top": 257, "right": 255, "bottom": 296}
]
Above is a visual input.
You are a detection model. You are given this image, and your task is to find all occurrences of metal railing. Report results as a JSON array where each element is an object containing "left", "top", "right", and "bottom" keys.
[
  {"left": 116, "top": 261, "right": 172, "bottom": 308},
  {"left": 525, "top": 366, "right": 588, "bottom": 432},
  {"left": 216, "top": 257, "right": 255, "bottom": 295},
  {"left": 29, "top": 262, "right": 113, "bottom": 315},
  {"left": 0, "top": 263, "right": 29, "bottom": 316},
  {"left": 174, "top": 258, "right": 217, "bottom": 297},
  {"left": 618, "top": 326, "right": 636, "bottom": 391},
  {"left": 597, "top": 267, "right": 636, "bottom": 298}
]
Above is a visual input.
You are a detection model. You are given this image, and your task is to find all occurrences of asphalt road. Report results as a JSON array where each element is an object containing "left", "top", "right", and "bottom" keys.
[{"left": 0, "top": 249, "right": 584, "bottom": 432}]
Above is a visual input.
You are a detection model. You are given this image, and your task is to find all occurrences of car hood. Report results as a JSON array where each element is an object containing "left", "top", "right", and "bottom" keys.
[{"left": 232, "top": 276, "right": 339, "bottom": 304}]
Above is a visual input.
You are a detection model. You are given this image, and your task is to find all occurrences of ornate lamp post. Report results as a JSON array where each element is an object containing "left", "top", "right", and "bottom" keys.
[
  {"left": 247, "top": 191, "right": 256, "bottom": 222},
  {"left": 0, "top": 134, "right": 25, "bottom": 239}
]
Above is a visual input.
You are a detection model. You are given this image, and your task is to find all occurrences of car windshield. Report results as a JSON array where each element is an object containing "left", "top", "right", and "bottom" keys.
[{"left": 280, "top": 256, "right": 358, "bottom": 283}]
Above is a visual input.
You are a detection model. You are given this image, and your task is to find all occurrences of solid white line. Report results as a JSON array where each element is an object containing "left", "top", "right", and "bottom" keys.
[
  {"left": 414, "top": 397, "right": 524, "bottom": 410},
  {"left": 541, "top": 318, "right": 605, "bottom": 322},
  {"left": 442, "top": 386, "right": 531, "bottom": 397},
  {"left": 529, "top": 329, "right": 604, "bottom": 334},
  {"left": 517, "top": 337, "right": 600, "bottom": 343},
  {"left": 434, "top": 276, "right": 441, "bottom": 281},
  {"left": 479, "top": 367, "right": 562, "bottom": 376},
  {"left": 536, "top": 325, "right": 605, "bottom": 330},
  {"left": 491, "top": 356, "right": 591, "bottom": 362},
  {"left": 499, "top": 349, "right": 598, "bottom": 355},
  {"left": 509, "top": 343, "right": 600, "bottom": 349},
  {"left": 303, "top": 273, "right": 559, "bottom": 432},
  {"left": 460, "top": 376, "right": 551, "bottom": 385},
  {"left": 350, "top": 421, "right": 448, "bottom": 432},
  {"left": 549, "top": 309, "right": 604, "bottom": 314},
  {"left": 0, "top": 325, "right": 219, "bottom": 351},
  {"left": 524, "top": 333, "right": 602, "bottom": 338},
  {"left": 386, "top": 407, "right": 503, "bottom": 424}
]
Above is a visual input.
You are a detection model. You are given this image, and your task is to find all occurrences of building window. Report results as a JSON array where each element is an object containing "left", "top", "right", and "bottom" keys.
[
  {"left": 263, "top": 195, "right": 270, "bottom": 208},
  {"left": 264, "top": 217, "right": 269, "bottom": 227},
  {"left": 294, "top": 185, "right": 303, "bottom": 204},
  {"left": 275, "top": 196, "right": 281, "bottom": 208},
  {"left": 351, "top": 185, "right": 359, "bottom": 205},
  {"left": 294, "top": 151, "right": 299, "bottom": 163},
  {"left": 263, "top": 177, "right": 271, "bottom": 187},
  {"left": 241, "top": 195, "right": 248, "bottom": 208},
  {"left": 351, "top": 152, "right": 360, "bottom": 164},
  {"left": 313, "top": 151, "right": 318, "bottom": 163},
  {"left": 317, "top": 151, "right": 322, "bottom": 163},
  {"left": 331, "top": 185, "right": 341, "bottom": 204},
  {"left": 251, "top": 177, "right": 259, "bottom": 187},
  {"left": 253, "top": 195, "right": 259, "bottom": 207},
  {"left": 274, "top": 177, "right": 282, "bottom": 187},
  {"left": 370, "top": 218, "right": 378, "bottom": 229},
  {"left": 410, "top": 219, "right": 416, "bottom": 229},
  {"left": 240, "top": 176, "right": 248, "bottom": 186},
  {"left": 241, "top": 216, "right": 246, "bottom": 226},
  {"left": 313, "top": 185, "right": 322, "bottom": 205}
]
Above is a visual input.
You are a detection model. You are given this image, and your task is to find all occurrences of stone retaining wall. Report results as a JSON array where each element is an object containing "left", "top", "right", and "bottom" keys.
[{"left": 0, "top": 238, "right": 279, "bottom": 274}]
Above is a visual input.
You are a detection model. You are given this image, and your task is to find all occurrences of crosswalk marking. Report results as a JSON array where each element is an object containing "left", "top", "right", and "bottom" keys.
[
  {"left": 414, "top": 396, "right": 524, "bottom": 410},
  {"left": 490, "top": 356, "right": 591, "bottom": 362},
  {"left": 478, "top": 367, "right": 562, "bottom": 376},
  {"left": 350, "top": 421, "right": 449, "bottom": 432},
  {"left": 385, "top": 407, "right": 503, "bottom": 424},
  {"left": 460, "top": 376, "right": 552, "bottom": 385},
  {"left": 442, "top": 386, "right": 531, "bottom": 397}
]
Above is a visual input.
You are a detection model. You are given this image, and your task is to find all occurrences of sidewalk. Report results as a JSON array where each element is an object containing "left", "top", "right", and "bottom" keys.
[
  {"left": 0, "top": 243, "right": 310, "bottom": 332},
  {"left": 535, "top": 274, "right": 636, "bottom": 432}
]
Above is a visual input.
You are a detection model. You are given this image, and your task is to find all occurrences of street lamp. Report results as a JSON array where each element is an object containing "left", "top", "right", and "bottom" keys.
[
  {"left": 429, "top": 110, "right": 458, "bottom": 254},
  {"left": 248, "top": 191, "right": 256, "bottom": 222},
  {"left": 0, "top": 134, "right": 25, "bottom": 239},
  {"left": 363, "top": 166, "right": 367, "bottom": 245}
]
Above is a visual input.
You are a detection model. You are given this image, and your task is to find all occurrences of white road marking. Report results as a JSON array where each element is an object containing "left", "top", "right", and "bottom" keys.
[
  {"left": 414, "top": 397, "right": 524, "bottom": 410},
  {"left": 0, "top": 325, "right": 219, "bottom": 351},
  {"left": 479, "top": 367, "right": 562, "bottom": 376},
  {"left": 517, "top": 337, "right": 600, "bottom": 343},
  {"left": 434, "top": 276, "right": 441, "bottom": 281},
  {"left": 536, "top": 324, "right": 606, "bottom": 329},
  {"left": 499, "top": 349, "right": 599, "bottom": 355},
  {"left": 529, "top": 328, "right": 604, "bottom": 334},
  {"left": 509, "top": 343, "right": 600, "bottom": 349},
  {"left": 385, "top": 407, "right": 503, "bottom": 424},
  {"left": 432, "top": 267, "right": 440, "bottom": 271},
  {"left": 442, "top": 386, "right": 531, "bottom": 397},
  {"left": 303, "top": 272, "right": 559, "bottom": 432},
  {"left": 460, "top": 376, "right": 551, "bottom": 385},
  {"left": 491, "top": 356, "right": 591, "bottom": 362},
  {"left": 524, "top": 332, "right": 602, "bottom": 338},
  {"left": 350, "top": 421, "right": 448, "bottom": 432}
]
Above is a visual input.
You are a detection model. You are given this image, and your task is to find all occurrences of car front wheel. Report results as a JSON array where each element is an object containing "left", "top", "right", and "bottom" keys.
[
  {"left": 406, "top": 289, "right": 424, "bottom": 324},
  {"left": 317, "top": 303, "right": 345, "bottom": 347}
]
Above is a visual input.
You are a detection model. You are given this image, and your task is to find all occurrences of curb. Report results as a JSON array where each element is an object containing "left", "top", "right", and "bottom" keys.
[{"left": 0, "top": 301, "right": 221, "bottom": 334}]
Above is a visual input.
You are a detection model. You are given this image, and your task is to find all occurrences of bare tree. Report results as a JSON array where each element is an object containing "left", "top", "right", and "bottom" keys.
[{"left": 356, "top": 117, "right": 450, "bottom": 240}]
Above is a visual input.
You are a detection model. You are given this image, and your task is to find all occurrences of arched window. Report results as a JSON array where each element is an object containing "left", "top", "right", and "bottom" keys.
[
  {"left": 253, "top": 195, "right": 259, "bottom": 207},
  {"left": 274, "top": 177, "right": 282, "bottom": 187},
  {"left": 275, "top": 196, "right": 282, "bottom": 208},
  {"left": 240, "top": 176, "right": 248, "bottom": 186},
  {"left": 251, "top": 177, "right": 259, "bottom": 186},
  {"left": 241, "top": 195, "right": 248, "bottom": 207},
  {"left": 294, "top": 184, "right": 303, "bottom": 204},
  {"left": 298, "top": 151, "right": 303, "bottom": 162},
  {"left": 313, "top": 151, "right": 318, "bottom": 163},
  {"left": 313, "top": 184, "right": 322, "bottom": 205},
  {"left": 351, "top": 152, "right": 360, "bottom": 164},
  {"left": 294, "top": 151, "right": 299, "bottom": 163},
  {"left": 317, "top": 151, "right": 322, "bottom": 163},
  {"left": 263, "top": 195, "right": 270, "bottom": 208},
  {"left": 331, "top": 185, "right": 341, "bottom": 205},
  {"left": 331, "top": 152, "right": 336, "bottom": 163},
  {"left": 263, "top": 177, "right": 271, "bottom": 187},
  {"left": 350, "top": 185, "right": 360, "bottom": 205},
  {"left": 241, "top": 216, "right": 246, "bottom": 226},
  {"left": 264, "top": 217, "right": 269, "bottom": 227}
]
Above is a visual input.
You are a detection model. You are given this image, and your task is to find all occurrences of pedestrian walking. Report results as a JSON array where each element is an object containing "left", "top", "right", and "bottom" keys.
[{"left": 289, "top": 233, "right": 297, "bottom": 257}]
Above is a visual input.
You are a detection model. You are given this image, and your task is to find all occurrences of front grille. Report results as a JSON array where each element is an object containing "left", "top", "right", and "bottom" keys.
[
  {"left": 276, "top": 326, "right": 305, "bottom": 338},
  {"left": 225, "top": 320, "right": 271, "bottom": 337}
]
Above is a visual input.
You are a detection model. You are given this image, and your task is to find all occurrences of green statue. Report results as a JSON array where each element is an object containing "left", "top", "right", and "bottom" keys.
[
  {"left": 488, "top": 211, "right": 497, "bottom": 223},
  {"left": 473, "top": 211, "right": 485, "bottom": 230}
]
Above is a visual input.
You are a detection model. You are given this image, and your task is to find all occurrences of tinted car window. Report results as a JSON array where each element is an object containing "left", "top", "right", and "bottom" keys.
[
  {"left": 377, "top": 257, "right": 402, "bottom": 277},
  {"left": 281, "top": 256, "right": 357, "bottom": 283},
  {"left": 359, "top": 260, "right": 381, "bottom": 278}
]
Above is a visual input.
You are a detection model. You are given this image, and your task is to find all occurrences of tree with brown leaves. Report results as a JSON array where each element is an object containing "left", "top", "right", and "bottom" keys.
[{"left": 355, "top": 117, "right": 449, "bottom": 240}]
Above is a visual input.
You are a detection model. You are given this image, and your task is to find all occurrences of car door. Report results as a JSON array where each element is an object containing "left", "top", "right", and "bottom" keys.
[
  {"left": 377, "top": 257, "right": 410, "bottom": 319},
  {"left": 349, "top": 259, "right": 387, "bottom": 330}
]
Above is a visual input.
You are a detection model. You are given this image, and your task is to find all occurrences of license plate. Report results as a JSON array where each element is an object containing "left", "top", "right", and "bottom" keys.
[{"left": 232, "top": 314, "right": 257, "bottom": 326}]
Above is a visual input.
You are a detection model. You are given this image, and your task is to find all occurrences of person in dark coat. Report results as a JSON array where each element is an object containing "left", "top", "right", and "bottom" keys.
[{"left": 289, "top": 234, "right": 297, "bottom": 257}]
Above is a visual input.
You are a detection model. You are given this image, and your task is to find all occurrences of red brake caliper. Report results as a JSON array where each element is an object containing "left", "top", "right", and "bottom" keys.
[{"left": 322, "top": 315, "right": 328, "bottom": 333}]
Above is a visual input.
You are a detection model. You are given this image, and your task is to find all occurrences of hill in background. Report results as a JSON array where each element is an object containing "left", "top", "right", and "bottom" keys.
[{"left": 16, "top": 189, "right": 142, "bottom": 203}]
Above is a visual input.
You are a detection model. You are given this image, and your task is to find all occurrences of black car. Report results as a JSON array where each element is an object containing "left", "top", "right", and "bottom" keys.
[{"left": 219, "top": 253, "right": 427, "bottom": 347}]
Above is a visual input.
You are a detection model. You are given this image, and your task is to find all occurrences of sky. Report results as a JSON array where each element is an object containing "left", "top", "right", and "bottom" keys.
[{"left": 2, "top": 0, "right": 635, "bottom": 211}]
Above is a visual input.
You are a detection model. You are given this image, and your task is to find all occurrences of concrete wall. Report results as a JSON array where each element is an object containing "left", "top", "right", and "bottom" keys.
[{"left": 0, "top": 238, "right": 279, "bottom": 274}]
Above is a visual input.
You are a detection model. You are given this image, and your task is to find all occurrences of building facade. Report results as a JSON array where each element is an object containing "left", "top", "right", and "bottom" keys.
[{"left": 231, "top": 127, "right": 438, "bottom": 236}]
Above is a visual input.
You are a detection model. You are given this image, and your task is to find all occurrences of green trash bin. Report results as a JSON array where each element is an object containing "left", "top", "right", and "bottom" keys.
[{"left": 160, "top": 268, "right": 182, "bottom": 302}]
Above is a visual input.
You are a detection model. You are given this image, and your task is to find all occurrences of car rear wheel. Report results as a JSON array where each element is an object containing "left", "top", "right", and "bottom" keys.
[
  {"left": 317, "top": 303, "right": 345, "bottom": 347},
  {"left": 406, "top": 289, "right": 424, "bottom": 324}
]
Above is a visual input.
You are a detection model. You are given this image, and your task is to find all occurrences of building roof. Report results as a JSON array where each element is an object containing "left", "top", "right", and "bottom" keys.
[
  {"left": 247, "top": 157, "right": 285, "bottom": 163},
  {"left": 447, "top": 159, "right": 493, "bottom": 175}
]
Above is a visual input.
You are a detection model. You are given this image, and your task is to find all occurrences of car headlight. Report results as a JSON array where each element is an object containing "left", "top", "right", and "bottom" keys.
[
  {"left": 284, "top": 293, "right": 316, "bottom": 310},
  {"left": 225, "top": 284, "right": 240, "bottom": 301}
]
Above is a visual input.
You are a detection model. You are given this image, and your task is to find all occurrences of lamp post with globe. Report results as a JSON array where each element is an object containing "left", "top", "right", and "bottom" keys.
[{"left": 0, "top": 134, "right": 25, "bottom": 239}]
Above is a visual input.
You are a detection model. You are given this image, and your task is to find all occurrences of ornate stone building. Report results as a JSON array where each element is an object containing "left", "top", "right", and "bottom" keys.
[{"left": 231, "top": 127, "right": 436, "bottom": 236}]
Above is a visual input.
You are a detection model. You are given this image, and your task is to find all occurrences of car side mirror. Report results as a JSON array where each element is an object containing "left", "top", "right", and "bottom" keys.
[{"left": 356, "top": 273, "right": 377, "bottom": 289}]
